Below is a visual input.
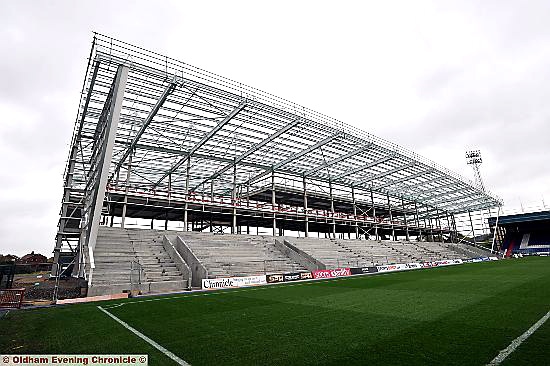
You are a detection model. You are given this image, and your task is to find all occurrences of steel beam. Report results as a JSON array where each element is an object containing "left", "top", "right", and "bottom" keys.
[
  {"left": 111, "top": 82, "right": 177, "bottom": 181},
  {"left": 355, "top": 161, "right": 416, "bottom": 185},
  {"left": 155, "top": 99, "right": 247, "bottom": 186},
  {"left": 371, "top": 168, "right": 433, "bottom": 191},
  {"left": 304, "top": 143, "right": 372, "bottom": 176},
  {"left": 332, "top": 153, "right": 395, "bottom": 180},
  {"left": 191, "top": 117, "right": 301, "bottom": 191},
  {"left": 87, "top": 65, "right": 128, "bottom": 247},
  {"left": 246, "top": 132, "right": 342, "bottom": 185}
]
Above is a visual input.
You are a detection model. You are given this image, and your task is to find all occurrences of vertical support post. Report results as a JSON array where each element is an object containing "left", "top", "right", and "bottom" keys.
[
  {"left": 79, "top": 65, "right": 128, "bottom": 279},
  {"left": 271, "top": 170, "right": 277, "bottom": 236},
  {"left": 445, "top": 211, "right": 453, "bottom": 243},
  {"left": 426, "top": 205, "right": 434, "bottom": 241},
  {"left": 402, "top": 196, "right": 409, "bottom": 241},
  {"left": 121, "top": 153, "right": 132, "bottom": 229},
  {"left": 468, "top": 210, "right": 477, "bottom": 245},
  {"left": 352, "top": 185, "right": 359, "bottom": 239},
  {"left": 414, "top": 201, "right": 422, "bottom": 241},
  {"left": 183, "top": 158, "right": 191, "bottom": 231},
  {"left": 210, "top": 179, "right": 214, "bottom": 203},
  {"left": 232, "top": 161, "right": 237, "bottom": 234},
  {"left": 329, "top": 180, "right": 335, "bottom": 239},
  {"left": 387, "top": 193, "right": 395, "bottom": 241},
  {"left": 370, "top": 188, "right": 378, "bottom": 241},
  {"left": 85, "top": 65, "right": 128, "bottom": 252},
  {"left": 491, "top": 206, "right": 501, "bottom": 253},
  {"left": 451, "top": 213, "right": 458, "bottom": 241},
  {"left": 303, "top": 175, "right": 309, "bottom": 238},
  {"left": 436, "top": 208, "right": 443, "bottom": 242},
  {"left": 165, "top": 172, "right": 171, "bottom": 230}
]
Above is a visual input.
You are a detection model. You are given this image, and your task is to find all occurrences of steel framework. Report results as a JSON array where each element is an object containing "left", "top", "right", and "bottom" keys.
[{"left": 52, "top": 33, "right": 502, "bottom": 277}]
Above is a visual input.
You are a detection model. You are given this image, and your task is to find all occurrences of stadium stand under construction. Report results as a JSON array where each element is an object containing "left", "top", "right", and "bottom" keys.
[{"left": 52, "top": 33, "right": 502, "bottom": 295}]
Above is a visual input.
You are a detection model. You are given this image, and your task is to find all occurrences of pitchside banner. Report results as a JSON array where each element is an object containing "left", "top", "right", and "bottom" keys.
[
  {"left": 283, "top": 273, "right": 301, "bottom": 282},
  {"left": 312, "top": 268, "right": 351, "bottom": 279},
  {"left": 202, "top": 275, "right": 267, "bottom": 290},
  {"left": 350, "top": 267, "right": 378, "bottom": 275},
  {"left": 266, "top": 274, "right": 284, "bottom": 283},
  {"left": 422, "top": 259, "right": 463, "bottom": 268}
]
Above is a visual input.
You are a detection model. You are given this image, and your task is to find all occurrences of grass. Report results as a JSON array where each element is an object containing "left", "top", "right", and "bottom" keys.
[{"left": 1, "top": 257, "right": 549, "bottom": 365}]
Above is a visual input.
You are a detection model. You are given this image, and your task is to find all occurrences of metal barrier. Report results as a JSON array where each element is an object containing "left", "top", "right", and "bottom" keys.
[
  {"left": 130, "top": 261, "right": 144, "bottom": 293},
  {"left": 0, "top": 288, "right": 25, "bottom": 309}
]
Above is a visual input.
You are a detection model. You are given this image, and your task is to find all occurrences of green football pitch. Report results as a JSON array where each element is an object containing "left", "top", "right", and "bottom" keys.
[{"left": 2, "top": 257, "right": 549, "bottom": 365}]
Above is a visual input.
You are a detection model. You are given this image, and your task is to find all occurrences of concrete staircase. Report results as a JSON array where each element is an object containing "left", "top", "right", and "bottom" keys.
[
  {"left": 89, "top": 227, "right": 188, "bottom": 296},
  {"left": 174, "top": 232, "right": 306, "bottom": 278}
]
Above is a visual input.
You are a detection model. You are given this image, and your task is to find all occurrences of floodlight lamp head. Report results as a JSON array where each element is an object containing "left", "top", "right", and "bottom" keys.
[{"left": 466, "top": 150, "right": 482, "bottom": 165}]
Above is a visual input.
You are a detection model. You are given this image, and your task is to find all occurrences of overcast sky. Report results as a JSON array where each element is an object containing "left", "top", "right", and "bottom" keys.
[{"left": 1, "top": 1, "right": 549, "bottom": 256}]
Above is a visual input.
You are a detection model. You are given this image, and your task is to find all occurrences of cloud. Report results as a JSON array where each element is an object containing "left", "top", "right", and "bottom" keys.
[{"left": 0, "top": 0, "right": 549, "bottom": 256}]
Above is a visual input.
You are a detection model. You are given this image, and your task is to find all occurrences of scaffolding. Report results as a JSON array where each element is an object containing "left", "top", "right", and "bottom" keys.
[{"left": 51, "top": 33, "right": 502, "bottom": 277}]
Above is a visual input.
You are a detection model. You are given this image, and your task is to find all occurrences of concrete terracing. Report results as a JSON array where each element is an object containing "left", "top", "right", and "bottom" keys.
[
  {"left": 282, "top": 237, "right": 487, "bottom": 267},
  {"left": 89, "top": 227, "right": 188, "bottom": 296},
  {"left": 171, "top": 232, "right": 306, "bottom": 279},
  {"left": 88, "top": 227, "right": 492, "bottom": 296}
]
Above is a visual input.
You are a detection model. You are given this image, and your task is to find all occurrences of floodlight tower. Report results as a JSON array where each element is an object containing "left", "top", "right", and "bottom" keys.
[{"left": 466, "top": 150, "right": 485, "bottom": 192}]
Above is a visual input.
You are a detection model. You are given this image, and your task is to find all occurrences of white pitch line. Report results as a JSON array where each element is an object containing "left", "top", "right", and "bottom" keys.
[
  {"left": 487, "top": 309, "right": 550, "bottom": 365},
  {"left": 97, "top": 306, "right": 190, "bottom": 366}
]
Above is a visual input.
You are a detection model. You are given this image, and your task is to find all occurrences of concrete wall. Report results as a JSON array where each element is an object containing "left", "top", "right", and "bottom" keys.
[
  {"left": 274, "top": 239, "right": 326, "bottom": 271},
  {"left": 173, "top": 236, "right": 209, "bottom": 287},
  {"left": 88, "top": 279, "right": 188, "bottom": 297},
  {"left": 162, "top": 236, "right": 192, "bottom": 287}
]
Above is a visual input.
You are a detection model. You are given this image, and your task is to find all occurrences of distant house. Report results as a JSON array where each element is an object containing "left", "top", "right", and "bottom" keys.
[
  {"left": 18, "top": 251, "right": 48, "bottom": 264},
  {"left": 0, "top": 254, "right": 19, "bottom": 263}
]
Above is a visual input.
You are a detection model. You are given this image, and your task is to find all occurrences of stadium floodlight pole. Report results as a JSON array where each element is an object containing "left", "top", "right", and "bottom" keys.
[
  {"left": 490, "top": 205, "right": 501, "bottom": 253},
  {"left": 466, "top": 150, "right": 485, "bottom": 192}
]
